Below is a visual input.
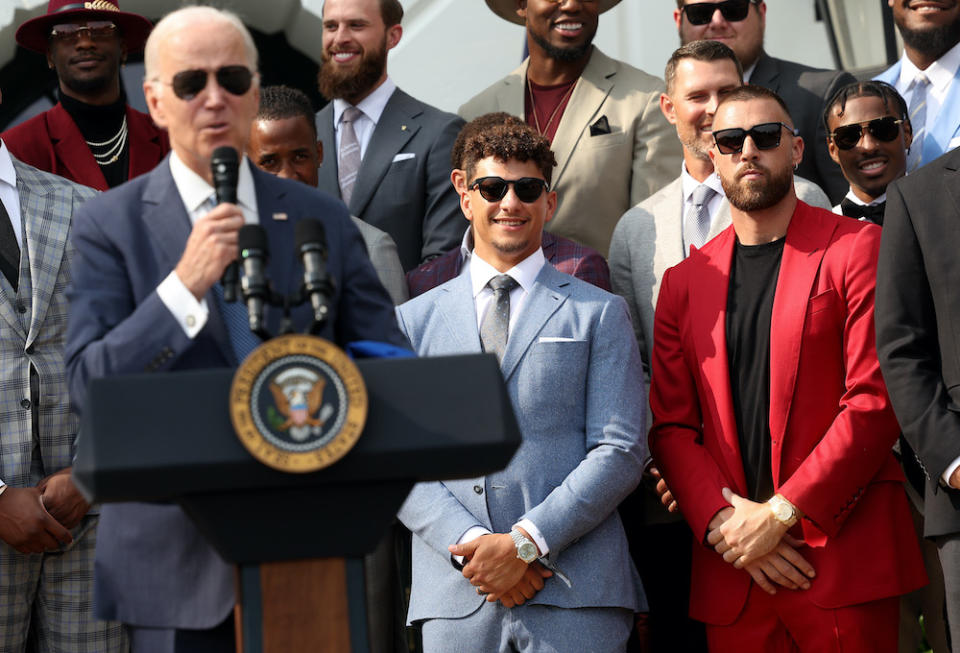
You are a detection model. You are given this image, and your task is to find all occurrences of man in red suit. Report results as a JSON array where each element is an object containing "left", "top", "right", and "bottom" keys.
[
  {"left": 2, "top": 0, "right": 168, "bottom": 190},
  {"left": 649, "top": 84, "right": 926, "bottom": 651}
]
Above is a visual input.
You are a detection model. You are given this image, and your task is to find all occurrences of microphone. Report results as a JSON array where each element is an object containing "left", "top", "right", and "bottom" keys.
[
  {"left": 238, "top": 224, "right": 270, "bottom": 338},
  {"left": 295, "top": 219, "right": 336, "bottom": 332},
  {"left": 212, "top": 146, "right": 240, "bottom": 302}
]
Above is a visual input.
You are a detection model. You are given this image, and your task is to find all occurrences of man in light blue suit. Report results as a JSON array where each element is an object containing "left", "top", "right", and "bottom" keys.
[
  {"left": 396, "top": 117, "right": 646, "bottom": 652},
  {"left": 876, "top": 0, "right": 960, "bottom": 170},
  {"left": 64, "top": 7, "right": 407, "bottom": 652}
]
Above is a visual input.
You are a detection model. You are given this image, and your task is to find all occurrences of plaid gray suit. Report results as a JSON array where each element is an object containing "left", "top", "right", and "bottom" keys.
[{"left": 0, "top": 157, "right": 125, "bottom": 652}]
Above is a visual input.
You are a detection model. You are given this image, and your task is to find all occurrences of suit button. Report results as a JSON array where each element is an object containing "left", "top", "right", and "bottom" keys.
[
  {"left": 15, "top": 301, "right": 25, "bottom": 314},
  {"left": 473, "top": 485, "right": 483, "bottom": 495},
  {"left": 25, "top": 345, "right": 34, "bottom": 355},
  {"left": 20, "top": 399, "right": 31, "bottom": 409}
]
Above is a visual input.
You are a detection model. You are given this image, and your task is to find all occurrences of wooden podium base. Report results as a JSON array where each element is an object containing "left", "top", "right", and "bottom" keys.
[{"left": 235, "top": 558, "right": 369, "bottom": 653}]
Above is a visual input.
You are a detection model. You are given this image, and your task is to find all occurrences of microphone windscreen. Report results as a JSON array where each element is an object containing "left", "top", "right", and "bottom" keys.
[
  {"left": 211, "top": 146, "right": 239, "bottom": 189},
  {"left": 238, "top": 224, "right": 268, "bottom": 257},
  {"left": 295, "top": 218, "right": 327, "bottom": 252}
]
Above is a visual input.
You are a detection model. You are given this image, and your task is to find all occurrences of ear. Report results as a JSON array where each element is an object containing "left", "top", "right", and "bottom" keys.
[
  {"left": 316, "top": 140, "right": 324, "bottom": 166},
  {"left": 902, "top": 118, "right": 914, "bottom": 150},
  {"left": 673, "top": 7, "right": 683, "bottom": 29},
  {"left": 386, "top": 24, "right": 402, "bottom": 50},
  {"left": 517, "top": 0, "right": 527, "bottom": 22},
  {"left": 827, "top": 136, "right": 841, "bottom": 166},
  {"left": 792, "top": 134, "right": 804, "bottom": 169},
  {"left": 544, "top": 190, "right": 557, "bottom": 224},
  {"left": 708, "top": 146, "right": 717, "bottom": 167},
  {"left": 143, "top": 80, "right": 168, "bottom": 129},
  {"left": 451, "top": 168, "right": 466, "bottom": 193},
  {"left": 460, "top": 184, "right": 475, "bottom": 224},
  {"left": 46, "top": 48, "right": 54, "bottom": 70},
  {"left": 660, "top": 93, "right": 678, "bottom": 126}
]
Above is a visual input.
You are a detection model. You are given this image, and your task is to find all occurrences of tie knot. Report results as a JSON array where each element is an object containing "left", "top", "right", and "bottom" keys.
[
  {"left": 342, "top": 106, "right": 363, "bottom": 124},
  {"left": 691, "top": 184, "right": 716, "bottom": 207},
  {"left": 488, "top": 274, "right": 518, "bottom": 294},
  {"left": 915, "top": 72, "right": 931, "bottom": 88}
]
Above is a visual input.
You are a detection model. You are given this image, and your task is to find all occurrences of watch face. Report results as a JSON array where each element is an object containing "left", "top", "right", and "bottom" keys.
[{"left": 518, "top": 541, "right": 538, "bottom": 562}]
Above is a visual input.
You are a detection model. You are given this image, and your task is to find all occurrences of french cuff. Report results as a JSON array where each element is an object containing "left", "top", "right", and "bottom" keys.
[
  {"left": 452, "top": 526, "right": 491, "bottom": 566},
  {"left": 515, "top": 518, "right": 549, "bottom": 556},
  {"left": 157, "top": 271, "right": 209, "bottom": 338},
  {"left": 941, "top": 454, "right": 960, "bottom": 488},
  {"left": 0, "top": 481, "right": 6, "bottom": 497}
]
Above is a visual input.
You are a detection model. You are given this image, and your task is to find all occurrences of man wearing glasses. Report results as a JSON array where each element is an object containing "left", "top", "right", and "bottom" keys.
[
  {"left": 397, "top": 117, "right": 646, "bottom": 652},
  {"left": 649, "top": 85, "right": 925, "bottom": 651},
  {"left": 674, "top": 0, "right": 854, "bottom": 205},
  {"left": 2, "top": 0, "right": 169, "bottom": 190},
  {"left": 64, "top": 6, "right": 406, "bottom": 652}
]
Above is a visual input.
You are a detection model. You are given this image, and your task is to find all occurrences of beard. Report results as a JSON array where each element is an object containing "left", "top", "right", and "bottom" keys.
[
  {"left": 60, "top": 58, "right": 118, "bottom": 97},
  {"left": 528, "top": 27, "right": 594, "bottom": 63},
  {"left": 897, "top": 12, "right": 960, "bottom": 59},
  {"left": 318, "top": 37, "right": 388, "bottom": 103},
  {"left": 721, "top": 162, "right": 794, "bottom": 211}
]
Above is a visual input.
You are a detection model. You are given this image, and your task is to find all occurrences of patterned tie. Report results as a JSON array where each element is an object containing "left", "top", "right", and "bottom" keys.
[
  {"left": 907, "top": 72, "right": 930, "bottom": 172},
  {"left": 0, "top": 197, "right": 20, "bottom": 291},
  {"left": 684, "top": 184, "right": 716, "bottom": 252},
  {"left": 479, "top": 275, "right": 519, "bottom": 363},
  {"left": 338, "top": 106, "right": 363, "bottom": 206}
]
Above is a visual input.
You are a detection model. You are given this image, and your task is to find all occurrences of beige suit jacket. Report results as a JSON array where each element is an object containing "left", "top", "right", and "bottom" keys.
[{"left": 460, "top": 47, "right": 681, "bottom": 257}]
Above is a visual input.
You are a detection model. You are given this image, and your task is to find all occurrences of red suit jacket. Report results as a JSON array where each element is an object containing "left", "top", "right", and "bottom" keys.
[
  {"left": 649, "top": 201, "right": 925, "bottom": 625},
  {"left": 2, "top": 103, "right": 169, "bottom": 191}
]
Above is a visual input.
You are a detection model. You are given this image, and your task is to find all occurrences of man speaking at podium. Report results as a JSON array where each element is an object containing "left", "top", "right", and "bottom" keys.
[{"left": 64, "top": 6, "right": 406, "bottom": 652}]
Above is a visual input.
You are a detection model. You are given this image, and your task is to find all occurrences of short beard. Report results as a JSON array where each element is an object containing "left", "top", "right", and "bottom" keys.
[
  {"left": 721, "top": 163, "right": 793, "bottom": 211},
  {"left": 318, "top": 41, "right": 387, "bottom": 103},
  {"left": 898, "top": 16, "right": 960, "bottom": 59},
  {"left": 529, "top": 28, "right": 593, "bottom": 63},
  {"left": 59, "top": 59, "right": 117, "bottom": 98}
]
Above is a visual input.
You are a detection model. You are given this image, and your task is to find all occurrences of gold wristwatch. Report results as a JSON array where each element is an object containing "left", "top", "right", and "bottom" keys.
[{"left": 768, "top": 494, "right": 798, "bottom": 528}]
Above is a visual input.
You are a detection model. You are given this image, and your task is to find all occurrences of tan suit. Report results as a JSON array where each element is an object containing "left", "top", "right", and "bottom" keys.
[{"left": 460, "top": 47, "right": 681, "bottom": 257}]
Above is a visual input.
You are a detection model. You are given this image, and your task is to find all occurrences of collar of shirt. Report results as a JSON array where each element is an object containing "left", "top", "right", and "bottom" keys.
[
  {"left": 458, "top": 225, "right": 474, "bottom": 269},
  {"left": 169, "top": 150, "right": 259, "bottom": 225},
  {"left": 0, "top": 141, "right": 22, "bottom": 250},
  {"left": 470, "top": 247, "right": 546, "bottom": 333},
  {"left": 843, "top": 188, "right": 886, "bottom": 207},
  {"left": 899, "top": 40, "right": 960, "bottom": 96},
  {"left": 742, "top": 60, "right": 758, "bottom": 84},
  {"left": 681, "top": 163, "right": 724, "bottom": 203},
  {"left": 332, "top": 78, "right": 397, "bottom": 162}
]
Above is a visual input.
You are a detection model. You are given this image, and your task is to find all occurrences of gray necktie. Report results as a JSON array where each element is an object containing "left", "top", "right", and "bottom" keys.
[
  {"left": 338, "top": 106, "right": 363, "bottom": 206},
  {"left": 907, "top": 73, "right": 930, "bottom": 172},
  {"left": 479, "top": 275, "right": 519, "bottom": 363},
  {"left": 684, "top": 184, "right": 716, "bottom": 252}
]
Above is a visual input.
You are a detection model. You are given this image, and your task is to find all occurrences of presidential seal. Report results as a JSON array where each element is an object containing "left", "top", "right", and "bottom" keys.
[{"left": 229, "top": 334, "right": 367, "bottom": 473}]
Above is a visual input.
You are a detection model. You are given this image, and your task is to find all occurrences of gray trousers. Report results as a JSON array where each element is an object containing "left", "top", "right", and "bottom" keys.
[{"left": 935, "top": 533, "right": 960, "bottom": 651}]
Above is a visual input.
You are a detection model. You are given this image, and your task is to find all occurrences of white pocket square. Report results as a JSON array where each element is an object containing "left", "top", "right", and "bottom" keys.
[
  {"left": 392, "top": 152, "right": 416, "bottom": 163},
  {"left": 538, "top": 336, "right": 580, "bottom": 343},
  {"left": 948, "top": 136, "right": 960, "bottom": 150}
]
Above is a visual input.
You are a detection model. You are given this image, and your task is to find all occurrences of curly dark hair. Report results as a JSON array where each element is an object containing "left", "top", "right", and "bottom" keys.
[
  {"left": 459, "top": 113, "right": 557, "bottom": 185},
  {"left": 257, "top": 85, "right": 316, "bottom": 136}
]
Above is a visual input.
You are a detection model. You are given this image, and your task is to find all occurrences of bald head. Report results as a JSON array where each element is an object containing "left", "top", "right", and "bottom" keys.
[{"left": 145, "top": 6, "right": 258, "bottom": 81}]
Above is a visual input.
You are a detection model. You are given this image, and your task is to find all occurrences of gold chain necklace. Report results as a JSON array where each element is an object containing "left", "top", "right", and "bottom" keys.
[{"left": 526, "top": 76, "right": 577, "bottom": 137}]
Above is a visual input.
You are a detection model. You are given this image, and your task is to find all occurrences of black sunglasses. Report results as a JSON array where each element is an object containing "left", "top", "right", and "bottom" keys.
[
  {"left": 49, "top": 21, "right": 117, "bottom": 44},
  {"left": 469, "top": 177, "right": 549, "bottom": 203},
  {"left": 681, "top": 0, "right": 759, "bottom": 26},
  {"left": 830, "top": 116, "right": 904, "bottom": 150},
  {"left": 161, "top": 65, "right": 254, "bottom": 101},
  {"left": 713, "top": 122, "right": 798, "bottom": 154}
]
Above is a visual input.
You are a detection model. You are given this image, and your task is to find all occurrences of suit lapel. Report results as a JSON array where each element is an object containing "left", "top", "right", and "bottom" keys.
[
  {"left": 434, "top": 272, "right": 481, "bottom": 353},
  {"left": 943, "top": 148, "right": 960, "bottom": 215},
  {"left": 687, "top": 229, "right": 749, "bottom": 494},
  {"left": 48, "top": 103, "right": 108, "bottom": 190},
  {"left": 768, "top": 204, "right": 833, "bottom": 467},
  {"left": 500, "top": 265, "right": 570, "bottom": 382},
  {"left": 652, "top": 177, "right": 684, "bottom": 267},
  {"left": 749, "top": 54, "right": 781, "bottom": 93},
  {"left": 251, "top": 164, "right": 297, "bottom": 306},
  {"left": 499, "top": 61, "right": 528, "bottom": 117},
  {"left": 125, "top": 106, "right": 164, "bottom": 180},
  {"left": 550, "top": 49, "right": 615, "bottom": 190},
  {"left": 349, "top": 90, "right": 419, "bottom": 216},
  {"left": 315, "top": 104, "right": 340, "bottom": 197},
  {"left": 928, "top": 68, "right": 960, "bottom": 160}
]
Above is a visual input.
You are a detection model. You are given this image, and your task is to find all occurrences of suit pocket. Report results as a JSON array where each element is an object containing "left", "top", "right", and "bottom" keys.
[
  {"left": 806, "top": 288, "right": 839, "bottom": 316},
  {"left": 519, "top": 341, "right": 590, "bottom": 421},
  {"left": 584, "top": 131, "right": 627, "bottom": 150}
]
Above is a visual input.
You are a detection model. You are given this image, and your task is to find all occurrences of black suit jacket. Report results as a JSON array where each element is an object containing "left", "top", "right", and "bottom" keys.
[
  {"left": 876, "top": 146, "right": 960, "bottom": 537},
  {"left": 316, "top": 88, "right": 465, "bottom": 272},
  {"left": 751, "top": 53, "right": 855, "bottom": 205}
]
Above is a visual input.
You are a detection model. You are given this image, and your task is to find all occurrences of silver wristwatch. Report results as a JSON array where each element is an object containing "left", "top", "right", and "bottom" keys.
[{"left": 510, "top": 529, "right": 538, "bottom": 564}]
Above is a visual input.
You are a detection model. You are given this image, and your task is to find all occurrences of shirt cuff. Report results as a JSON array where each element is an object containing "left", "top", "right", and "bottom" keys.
[
  {"left": 0, "top": 482, "right": 7, "bottom": 497},
  {"left": 452, "top": 526, "right": 491, "bottom": 566},
  {"left": 942, "top": 455, "right": 960, "bottom": 488},
  {"left": 515, "top": 518, "right": 549, "bottom": 556},
  {"left": 157, "top": 271, "right": 208, "bottom": 338}
]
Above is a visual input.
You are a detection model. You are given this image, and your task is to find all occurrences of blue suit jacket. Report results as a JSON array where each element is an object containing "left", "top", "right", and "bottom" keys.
[
  {"left": 65, "top": 157, "right": 408, "bottom": 629},
  {"left": 395, "top": 263, "right": 647, "bottom": 624},
  {"left": 876, "top": 61, "right": 960, "bottom": 166}
]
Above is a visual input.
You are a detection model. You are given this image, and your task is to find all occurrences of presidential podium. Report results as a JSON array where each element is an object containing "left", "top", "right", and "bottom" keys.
[{"left": 73, "top": 353, "right": 521, "bottom": 653}]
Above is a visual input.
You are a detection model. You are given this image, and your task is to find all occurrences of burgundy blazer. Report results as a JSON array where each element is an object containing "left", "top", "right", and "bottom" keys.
[
  {"left": 406, "top": 230, "right": 611, "bottom": 299},
  {"left": 2, "top": 103, "right": 169, "bottom": 191}
]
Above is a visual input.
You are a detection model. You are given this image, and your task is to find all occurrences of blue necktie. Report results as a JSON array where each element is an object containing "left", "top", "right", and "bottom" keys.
[{"left": 212, "top": 282, "right": 262, "bottom": 363}]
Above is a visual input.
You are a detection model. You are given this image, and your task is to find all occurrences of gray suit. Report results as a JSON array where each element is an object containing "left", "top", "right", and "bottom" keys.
[
  {"left": 351, "top": 216, "right": 408, "bottom": 305},
  {"left": 316, "top": 89, "right": 465, "bottom": 271},
  {"left": 396, "top": 263, "right": 646, "bottom": 647}
]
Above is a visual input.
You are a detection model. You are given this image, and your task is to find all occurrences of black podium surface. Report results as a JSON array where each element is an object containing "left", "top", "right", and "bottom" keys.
[{"left": 73, "top": 353, "right": 521, "bottom": 563}]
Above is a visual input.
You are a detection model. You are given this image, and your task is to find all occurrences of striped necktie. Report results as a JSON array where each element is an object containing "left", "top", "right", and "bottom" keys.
[
  {"left": 907, "top": 72, "right": 931, "bottom": 172},
  {"left": 338, "top": 106, "right": 363, "bottom": 206}
]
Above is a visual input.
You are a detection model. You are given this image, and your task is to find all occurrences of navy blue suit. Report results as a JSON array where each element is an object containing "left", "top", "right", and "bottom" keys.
[{"left": 65, "top": 157, "right": 408, "bottom": 630}]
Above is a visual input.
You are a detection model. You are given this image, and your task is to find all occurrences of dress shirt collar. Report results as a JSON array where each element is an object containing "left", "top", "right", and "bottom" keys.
[
  {"left": 470, "top": 247, "right": 546, "bottom": 299},
  {"left": 458, "top": 225, "right": 474, "bottom": 265},
  {"left": 681, "top": 163, "right": 724, "bottom": 202},
  {"left": 333, "top": 77, "right": 397, "bottom": 130},
  {"left": 843, "top": 188, "right": 886, "bottom": 207},
  {"left": 169, "top": 150, "right": 258, "bottom": 223},
  {"left": 900, "top": 40, "right": 960, "bottom": 92},
  {"left": 0, "top": 141, "right": 16, "bottom": 193},
  {"left": 741, "top": 60, "right": 758, "bottom": 84}
]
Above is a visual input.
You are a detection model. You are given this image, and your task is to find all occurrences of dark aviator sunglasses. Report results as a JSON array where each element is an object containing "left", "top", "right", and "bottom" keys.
[
  {"left": 713, "top": 122, "right": 798, "bottom": 154},
  {"left": 681, "top": 0, "right": 760, "bottom": 26},
  {"left": 469, "top": 177, "right": 549, "bottom": 203},
  {"left": 829, "top": 116, "right": 904, "bottom": 150},
  {"left": 159, "top": 66, "right": 254, "bottom": 101}
]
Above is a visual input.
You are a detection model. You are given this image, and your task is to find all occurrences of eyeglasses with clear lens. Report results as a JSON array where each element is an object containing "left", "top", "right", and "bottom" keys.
[
  {"left": 713, "top": 122, "right": 799, "bottom": 154},
  {"left": 163, "top": 66, "right": 254, "bottom": 101},
  {"left": 49, "top": 21, "right": 117, "bottom": 44},
  {"left": 830, "top": 116, "right": 904, "bottom": 150},
  {"left": 469, "top": 176, "right": 549, "bottom": 203},
  {"left": 682, "top": 0, "right": 757, "bottom": 26}
]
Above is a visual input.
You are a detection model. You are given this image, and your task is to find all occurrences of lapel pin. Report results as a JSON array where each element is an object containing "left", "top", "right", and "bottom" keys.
[
  {"left": 273, "top": 212, "right": 288, "bottom": 221},
  {"left": 401, "top": 125, "right": 408, "bottom": 131}
]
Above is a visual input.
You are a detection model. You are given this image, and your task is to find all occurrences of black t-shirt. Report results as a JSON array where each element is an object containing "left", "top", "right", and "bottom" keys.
[{"left": 726, "top": 237, "right": 785, "bottom": 501}]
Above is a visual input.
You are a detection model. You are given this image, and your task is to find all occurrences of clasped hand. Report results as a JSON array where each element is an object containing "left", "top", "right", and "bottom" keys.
[
  {"left": 449, "top": 533, "right": 553, "bottom": 608},
  {"left": 0, "top": 467, "right": 88, "bottom": 554}
]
